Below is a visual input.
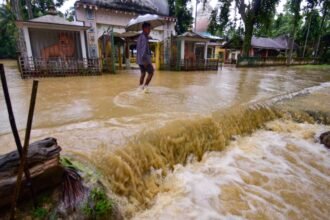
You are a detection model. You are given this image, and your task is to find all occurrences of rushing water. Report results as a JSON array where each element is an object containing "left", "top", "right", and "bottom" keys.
[{"left": 0, "top": 60, "right": 330, "bottom": 219}]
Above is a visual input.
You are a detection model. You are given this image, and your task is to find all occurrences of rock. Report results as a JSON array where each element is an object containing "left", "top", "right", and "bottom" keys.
[
  {"left": 0, "top": 137, "right": 64, "bottom": 208},
  {"left": 320, "top": 131, "right": 330, "bottom": 149}
]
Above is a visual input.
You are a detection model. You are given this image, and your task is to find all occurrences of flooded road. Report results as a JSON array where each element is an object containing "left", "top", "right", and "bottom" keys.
[
  {"left": 0, "top": 60, "right": 330, "bottom": 219},
  {"left": 1, "top": 61, "right": 329, "bottom": 153}
]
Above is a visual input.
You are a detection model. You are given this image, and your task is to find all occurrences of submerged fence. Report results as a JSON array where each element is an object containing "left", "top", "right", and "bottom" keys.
[
  {"left": 160, "top": 58, "right": 220, "bottom": 71},
  {"left": 237, "top": 56, "right": 320, "bottom": 67},
  {"left": 18, "top": 57, "right": 106, "bottom": 78}
]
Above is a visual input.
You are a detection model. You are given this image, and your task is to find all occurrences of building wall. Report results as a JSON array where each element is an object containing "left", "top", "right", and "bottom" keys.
[{"left": 75, "top": 6, "right": 176, "bottom": 59}]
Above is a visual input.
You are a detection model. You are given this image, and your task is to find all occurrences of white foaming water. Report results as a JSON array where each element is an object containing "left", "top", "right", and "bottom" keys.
[
  {"left": 133, "top": 120, "right": 330, "bottom": 220},
  {"left": 250, "top": 82, "right": 330, "bottom": 105}
]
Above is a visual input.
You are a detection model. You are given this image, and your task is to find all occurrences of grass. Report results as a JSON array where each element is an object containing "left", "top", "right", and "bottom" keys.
[
  {"left": 32, "top": 207, "right": 48, "bottom": 219},
  {"left": 294, "top": 64, "right": 330, "bottom": 69},
  {"left": 82, "top": 188, "right": 114, "bottom": 218}
]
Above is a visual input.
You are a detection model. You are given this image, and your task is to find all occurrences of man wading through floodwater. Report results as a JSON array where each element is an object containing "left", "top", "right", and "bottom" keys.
[{"left": 137, "top": 22, "right": 154, "bottom": 92}]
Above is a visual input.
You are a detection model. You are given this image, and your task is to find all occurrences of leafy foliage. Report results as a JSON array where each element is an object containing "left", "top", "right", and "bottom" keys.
[
  {"left": 168, "top": 0, "right": 193, "bottom": 34},
  {"left": 0, "top": 0, "right": 65, "bottom": 58},
  {"left": 207, "top": 9, "right": 219, "bottom": 35},
  {"left": 82, "top": 188, "right": 114, "bottom": 218},
  {"left": 32, "top": 207, "right": 48, "bottom": 219},
  {"left": 0, "top": 3, "right": 17, "bottom": 58}
]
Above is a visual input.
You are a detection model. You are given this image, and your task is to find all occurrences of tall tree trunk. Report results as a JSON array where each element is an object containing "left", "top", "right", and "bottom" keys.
[
  {"left": 10, "top": 0, "right": 26, "bottom": 57},
  {"left": 242, "top": 16, "right": 254, "bottom": 57},
  {"left": 302, "top": 14, "right": 312, "bottom": 58},
  {"left": 26, "top": 0, "right": 33, "bottom": 19},
  {"left": 314, "top": 6, "right": 328, "bottom": 58},
  {"left": 288, "top": 25, "right": 297, "bottom": 65},
  {"left": 10, "top": 0, "right": 21, "bottom": 20}
]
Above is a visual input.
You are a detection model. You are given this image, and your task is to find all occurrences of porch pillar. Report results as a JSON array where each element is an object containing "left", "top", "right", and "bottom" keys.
[
  {"left": 80, "top": 30, "right": 88, "bottom": 68},
  {"left": 180, "top": 39, "right": 185, "bottom": 60},
  {"left": 155, "top": 42, "right": 161, "bottom": 70},
  {"left": 204, "top": 42, "right": 208, "bottom": 59},
  {"left": 118, "top": 46, "right": 122, "bottom": 69},
  {"left": 125, "top": 39, "right": 130, "bottom": 69},
  {"left": 250, "top": 48, "right": 254, "bottom": 56},
  {"left": 80, "top": 30, "right": 87, "bottom": 60},
  {"left": 22, "top": 27, "right": 32, "bottom": 58}
]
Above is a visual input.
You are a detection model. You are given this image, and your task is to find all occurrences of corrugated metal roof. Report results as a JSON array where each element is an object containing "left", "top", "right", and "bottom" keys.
[
  {"left": 198, "top": 32, "right": 224, "bottom": 40},
  {"left": 30, "top": 15, "right": 85, "bottom": 27},
  {"left": 77, "top": 0, "right": 169, "bottom": 16},
  {"left": 251, "top": 36, "right": 288, "bottom": 50}
]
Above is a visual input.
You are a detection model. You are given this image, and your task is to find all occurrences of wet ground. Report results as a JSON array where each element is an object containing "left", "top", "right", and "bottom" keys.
[{"left": 1, "top": 60, "right": 330, "bottom": 219}]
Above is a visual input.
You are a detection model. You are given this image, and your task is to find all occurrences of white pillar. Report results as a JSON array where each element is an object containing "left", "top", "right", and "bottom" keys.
[
  {"left": 80, "top": 30, "right": 87, "bottom": 59},
  {"left": 23, "top": 26, "right": 32, "bottom": 58},
  {"left": 204, "top": 42, "right": 208, "bottom": 59},
  {"left": 180, "top": 39, "right": 185, "bottom": 60}
]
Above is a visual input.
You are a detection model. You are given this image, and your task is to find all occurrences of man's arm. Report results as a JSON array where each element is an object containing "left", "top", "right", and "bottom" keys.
[{"left": 140, "top": 35, "right": 149, "bottom": 66}]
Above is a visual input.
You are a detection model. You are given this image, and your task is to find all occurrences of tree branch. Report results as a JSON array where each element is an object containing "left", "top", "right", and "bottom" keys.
[{"left": 235, "top": 0, "right": 247, "bottom": 22}]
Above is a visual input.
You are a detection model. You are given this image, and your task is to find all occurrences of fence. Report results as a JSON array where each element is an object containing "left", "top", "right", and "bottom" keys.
[
  {"left": 18, "top": 57, "right": 105, "bottom": 78},
  {"left": 160, "top": 58, "right": 220, "bottom": 71},
  {"left": 237, "top": 56, "right": 319, "bottom": 67}
]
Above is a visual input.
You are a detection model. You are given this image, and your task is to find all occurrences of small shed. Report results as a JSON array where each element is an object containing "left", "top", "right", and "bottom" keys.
[
  {"left": 162, "top": 31, "right": 220, "bottom": 71},
  {"left": 15, "top": 13, "right": 98, "bottom": 78}
]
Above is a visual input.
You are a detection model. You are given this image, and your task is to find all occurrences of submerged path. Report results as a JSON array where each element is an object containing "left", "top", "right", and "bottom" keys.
[
  {"left": 0, "top": 60, "right": 330, "bottom": 219},
  {"left": 1, "top": 61, "right": 329, "bottom": 154}
]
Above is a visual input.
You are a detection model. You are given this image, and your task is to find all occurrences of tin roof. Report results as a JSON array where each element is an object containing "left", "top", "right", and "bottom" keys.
[
  {"left": 16, "top": 14, "right": 89, "bottom": 31},
  {"left": 30, "top": 15, "right": 85, "bottom": 26},
  {"left": 251, "top": 36, "right": 288, "bottom": 50},
  {"left": 76, "top": 0, "right": 169, "bottom": 16},
  {"left": 223, "top": 35, "right": 295, "bottom": 50}
]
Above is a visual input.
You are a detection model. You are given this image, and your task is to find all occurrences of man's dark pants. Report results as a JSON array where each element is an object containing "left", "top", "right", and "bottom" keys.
[{"left": 139, "top": 64, "right": 154, "bottom": 86}]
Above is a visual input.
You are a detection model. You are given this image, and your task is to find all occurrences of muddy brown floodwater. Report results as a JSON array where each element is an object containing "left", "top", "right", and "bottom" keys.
[{"left": 1, "top": 60, "right": 330, "bottom": 219}]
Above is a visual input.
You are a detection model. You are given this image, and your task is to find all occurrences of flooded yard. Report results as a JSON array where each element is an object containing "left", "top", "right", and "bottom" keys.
[{"left": 1, "top": 60, "right": 330, "bottom": 219}]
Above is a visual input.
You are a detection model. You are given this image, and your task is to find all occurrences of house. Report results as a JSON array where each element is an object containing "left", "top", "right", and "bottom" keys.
[
  {"left": 15, "top": 7, "right": 94, "bottom": 78},
  {"left": 162, "top": 31, "right": 223, "bottom": 71},
  {"left": 197, "top": 32, "right": 225, "bottom": 61},
  {"left": 74, "top": 0, "right": 176, "bottom": 69},
  {"left": 223, "top": 35, "right": 295, "bottom": 64}
]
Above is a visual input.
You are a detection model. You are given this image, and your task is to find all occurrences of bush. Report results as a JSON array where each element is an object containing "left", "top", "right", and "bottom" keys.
[{"left": 82, "top": 188, "right": 114, "bottom": 218}]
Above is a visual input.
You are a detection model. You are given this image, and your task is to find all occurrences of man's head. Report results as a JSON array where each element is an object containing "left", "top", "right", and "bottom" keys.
[{"left": 142, "top": 22, "right": 151, "bottom": 35}]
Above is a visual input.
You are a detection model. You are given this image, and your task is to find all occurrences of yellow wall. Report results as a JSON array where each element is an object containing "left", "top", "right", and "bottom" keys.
[{"left": 215, "top": 46, "right": 226, "bottom": 62}]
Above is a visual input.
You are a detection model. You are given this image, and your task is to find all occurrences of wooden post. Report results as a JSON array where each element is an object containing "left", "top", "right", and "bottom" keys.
[
  {"left": 10, "top": 80, "right": 39, "bottom": 219},
  {"left": 125, "top": 39, "right": 130, "bottom": 69},
  {"left": 118, "top": 45, "right": 122, "bottom": 69},
  {"left": 155, "top": 42, "right": 160, "bottom": 70},
  {"left": 0, "top": 64, "right": 37, "bottom": 216},
  {"left": 110, "top": 29, "right": 116, "bottom": 73}
]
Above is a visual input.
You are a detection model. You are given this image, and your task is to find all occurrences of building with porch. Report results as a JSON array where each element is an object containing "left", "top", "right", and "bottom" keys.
[
  {"left": 15, "top": 10, "right": 97, "bottom": 78},
  {"left": 162, "top": 31, "right": 224, "bottom": 71},
  {"left": 223, "top": 35, "right": 295, "bottom": 64},
  {"left": 74, "top": 0, "right": 176, "bottom": 70}
]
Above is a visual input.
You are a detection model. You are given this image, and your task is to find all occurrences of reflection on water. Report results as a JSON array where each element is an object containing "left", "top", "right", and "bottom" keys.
[{"left": 0, "top": 60, "right": 330, "bottom": 219}]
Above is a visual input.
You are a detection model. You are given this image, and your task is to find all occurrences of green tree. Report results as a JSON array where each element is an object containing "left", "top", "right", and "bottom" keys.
[
  {"left": 0, "top": 3, "right": 17, "bottom": 58},
  {"left": 0, "top": 0, "right": 66, "bottom": 58},
  {"left": 168, "top": 0, "right": 193, "bottom": 34},
  {"left": 205, "top": 0, "right": 280, "bottom": 56},
  {"left": 288, "top": 0, "right": 303, "bottom": 63},
  {"left": 314, "top": 0, "right": 330, "bottom": 57},
  {"left": 207, "top": 9, "right": 219, "bottom": 34},
  {"left": 206, "top": 0, "right": 231, "bottom": 36}
]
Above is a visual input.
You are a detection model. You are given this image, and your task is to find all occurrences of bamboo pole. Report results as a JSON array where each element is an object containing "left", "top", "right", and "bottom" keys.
[
  {"left": 10, "top": 80, "right": 38, "bottom": 219},
  {"left": 0, "top": 64, "right": 37, "bottom": 217}
]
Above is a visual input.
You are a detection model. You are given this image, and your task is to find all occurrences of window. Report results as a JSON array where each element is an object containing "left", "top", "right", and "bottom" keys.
[{"left": 86, "top": 8, "right": 95, "bottom": 20}]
